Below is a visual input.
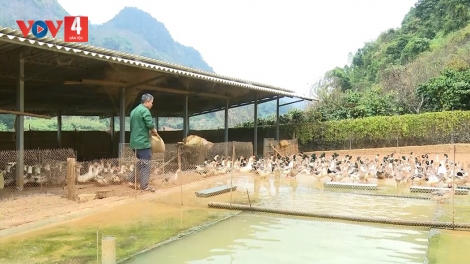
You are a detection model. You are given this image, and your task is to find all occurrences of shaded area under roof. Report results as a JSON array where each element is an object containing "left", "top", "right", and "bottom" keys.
[{"left": 0, "top": 26, "right": 316, "bottom": 117}]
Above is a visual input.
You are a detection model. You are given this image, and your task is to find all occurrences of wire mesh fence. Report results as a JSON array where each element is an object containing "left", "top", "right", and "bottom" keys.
[
  {"left": 70, "top": 141, "right": 254, "bottom": 201},
  {"left": 0, "top": 148, "right": 75, "bottom": 191}
]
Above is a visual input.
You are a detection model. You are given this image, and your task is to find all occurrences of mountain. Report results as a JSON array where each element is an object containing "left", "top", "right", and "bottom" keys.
[
  {"left": 0, "top": 0, "right": 305, "bottom": 131},
  {"left": 0, "top": 0, "right": 68, "bottom": 29},
  {"left": 88, "top": 7, "right": 213, "bottom": 72},
  {"left": 0, "top": 1, "right": 213, "bottom": 72}
]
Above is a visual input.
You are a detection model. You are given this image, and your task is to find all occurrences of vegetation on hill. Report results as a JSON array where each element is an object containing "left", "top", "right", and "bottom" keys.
[
  {"left": 232, "top": 0, "right": 470, "bottom": 150},
  {"left": 306, "top": 0, "right": 470, "bottom": 121}
]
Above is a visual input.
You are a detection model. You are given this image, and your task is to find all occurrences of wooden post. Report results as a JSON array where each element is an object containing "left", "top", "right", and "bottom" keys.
[
  {"left": 66, "top": 158, "right": 77, "bottom": 201},
  {"left": 231, "top": 141, "right": 236, "bottom": 206},
  {"left": 232, "top": 141, "right": 236, "bottom": 163},
  {"left": 177, "top": 144, "right": 182, "bottom": 171}
]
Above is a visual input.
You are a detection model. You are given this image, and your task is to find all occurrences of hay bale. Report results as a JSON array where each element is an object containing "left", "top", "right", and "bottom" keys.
[
  {"left": 279, "top": 140, "right": 290, "bottom": 148},
  {"left": 181, "top": 135, "right": 214, "bottom": 166},
  {"left": 182, "top": 135, "right": 214, "bottom": 149}
]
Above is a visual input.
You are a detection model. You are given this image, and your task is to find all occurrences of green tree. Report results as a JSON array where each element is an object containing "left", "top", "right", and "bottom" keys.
[
  {"left": 400, "top": 37, "right": 431, "bottom": 63},
  {"left": 0, "top": 115, "right": 15, "bottom": 130},
  {"left": 0, "top": 122, "right": 7, "bottom": 131},
  {"left": 418, "top": 68, "right": 470, "bottom": 111}
]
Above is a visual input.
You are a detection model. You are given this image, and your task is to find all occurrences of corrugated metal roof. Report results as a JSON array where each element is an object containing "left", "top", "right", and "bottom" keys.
[{"left": 0, "top": 26, "right": 317, "bottom": 101}]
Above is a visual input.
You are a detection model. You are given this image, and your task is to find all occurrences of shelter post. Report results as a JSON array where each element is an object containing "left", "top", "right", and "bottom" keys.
[
  {"left": 276, "top": 97, "right": 280, "bottom": 141},
  {"left": 224, "top": 99, "right": 229, "bottom": 157},
  {"left": 224, "top": 100, "right": 229, "bottom": 142},
  {"left": 16, "top": 52, "right": 25, "bottom": 189},
  {"left": 119, "top": 87, "right": 126, "bottom": 158},
  {"left": 57, "top": 111, "right": 62, "bottom": 148},
  {"left": 110, "top": 116, "right": 115, "bottom": 157},
  {"left": 183, "top": 95, "right": 189, "bottom": 138},
  {"left": 253, "top": 94, "right": 258, "bottom": 157}
]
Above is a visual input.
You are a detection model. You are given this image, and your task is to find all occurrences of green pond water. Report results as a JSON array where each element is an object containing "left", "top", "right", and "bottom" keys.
[{"left": 122, "top": 212, "right": 429, "bottom": 264}]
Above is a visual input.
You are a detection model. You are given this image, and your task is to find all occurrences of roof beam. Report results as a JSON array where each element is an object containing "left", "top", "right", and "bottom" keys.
[
  {"left": 0, "top": 109, "right": 52, "bottom": 119},
  {"left": 0, "top": 73, "right": 61, "bottom": 83},
  {"left": 279, "top": 99, "right": 305, "bottom": 107},
  {"left": 127, "top": 74, "right": 166, "bottom": 89},
  {"left": 188, "top": 95, "right": 281, "bottom": 117},
  {"left": 143, "top": 84, "right": 229, "bottom": 100},
  {"left": 0, "top": 46, "right": 33, "bottom": 58},
  {"left": 64, "top": 79, "right": 229, "bottom": 100}
]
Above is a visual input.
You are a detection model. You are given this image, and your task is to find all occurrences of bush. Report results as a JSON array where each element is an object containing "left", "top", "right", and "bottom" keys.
[{"left": 276, "top": 111, "right": 469, "bottom": 145}]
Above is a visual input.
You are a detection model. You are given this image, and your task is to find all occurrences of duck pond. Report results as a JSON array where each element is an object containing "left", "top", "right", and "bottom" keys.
[
  {"left": 0, "top": 198, "right": 468, "bottom": 263},
  {"left": 121, "top": 212, "right": 469, "bottom": 264},
  {"left": 1, "top": 171, "right": 470, "bottom": 263}
]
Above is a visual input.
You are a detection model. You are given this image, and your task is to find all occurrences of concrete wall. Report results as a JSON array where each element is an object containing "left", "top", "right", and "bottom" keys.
[{"left": 0, "top": 127, "right": 291, "bottom": 161}]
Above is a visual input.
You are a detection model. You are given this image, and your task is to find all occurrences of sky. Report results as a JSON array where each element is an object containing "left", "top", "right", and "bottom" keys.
[{"left": 57, "top": 0, "right": 418, "bottom": 96}]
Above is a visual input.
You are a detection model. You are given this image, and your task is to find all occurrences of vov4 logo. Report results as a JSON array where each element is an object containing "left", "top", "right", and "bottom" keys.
[{"left": 16, "top": 16, "right": 88, "bottom": 42}]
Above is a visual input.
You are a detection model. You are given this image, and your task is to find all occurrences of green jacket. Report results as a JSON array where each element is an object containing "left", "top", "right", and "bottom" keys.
[{"left": 129, "top": 104, "right": 155, "bottom": 149}]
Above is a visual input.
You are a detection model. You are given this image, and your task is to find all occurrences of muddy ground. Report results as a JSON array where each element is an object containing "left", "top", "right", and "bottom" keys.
[{"left": 0, "top": 173, "right": 243, "bottom": 238}]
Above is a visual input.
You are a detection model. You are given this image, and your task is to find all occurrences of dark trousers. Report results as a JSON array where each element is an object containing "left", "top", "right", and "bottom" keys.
[{"left": 130, "top": 148, "right": 152, "bottom": 189}]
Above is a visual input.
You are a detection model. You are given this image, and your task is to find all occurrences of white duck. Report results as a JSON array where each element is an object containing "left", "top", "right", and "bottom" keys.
[
  {"left": 77, "top": 164, "right": 95, "bottom": 183},
  {"left": 239, "top": 156, "right": 255, "bottom": 173}
]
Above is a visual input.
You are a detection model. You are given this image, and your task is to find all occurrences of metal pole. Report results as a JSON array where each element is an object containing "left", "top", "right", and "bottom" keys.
[
  {"left": 57, "top": 111, "right": 62, "bottom": 148},
  {"left": 183, "top": 95, "right": 189, "bottom": 138},
  {"left": 119, "top": 87, "right": 126, "bottom": 158},
  {"left": 110, "top": 116, "right": 115, "bottom": 158},
  {"left": 16, "top": 52, "right": 25, "bottom": 190},
  {"left": 225, "top": 100, "right": 229, "bottom": 157},
  {"left": 224, "top": 100, "right": 229, "bottom": 142},
  {"left": 276, "top": 97, "right": 280, "bottom": 141},
  {"left": 253, "top": 94, "right": 258, "bottom": 156}
]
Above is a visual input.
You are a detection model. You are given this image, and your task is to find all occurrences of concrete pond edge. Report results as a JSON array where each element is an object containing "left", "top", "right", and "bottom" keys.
[{"left": 117, "top": 208, "right": 243, "bottom": 263}]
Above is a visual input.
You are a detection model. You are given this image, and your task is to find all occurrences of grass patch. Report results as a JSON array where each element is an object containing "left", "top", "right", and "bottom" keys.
[
  {"left": 428, "top": 229, "right": 470, "bottom": 264},
  {"left": 0, "top": 207, "right": 228, "bottom": 264}
]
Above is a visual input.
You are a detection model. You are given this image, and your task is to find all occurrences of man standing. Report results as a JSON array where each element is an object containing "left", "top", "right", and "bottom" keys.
[{"left": 129, "top": 93, "right": 158, "bottom": 192}]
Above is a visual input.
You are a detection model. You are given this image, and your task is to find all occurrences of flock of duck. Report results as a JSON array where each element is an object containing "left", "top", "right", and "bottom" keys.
[
  {"left": 220, "top": 152, "right": 470, "bottom": 187},
  {"left": 74, "top": 160, "right": 137, "bottom": 186},
  {"left": 2, "top": 151, "right": 469, "bottom": 197},
  {"left": 0, "top": 161, "right": 66, "bottom": 187},
  {"left": 196, "top": 152, "right": 470, "bottom": 201}
]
